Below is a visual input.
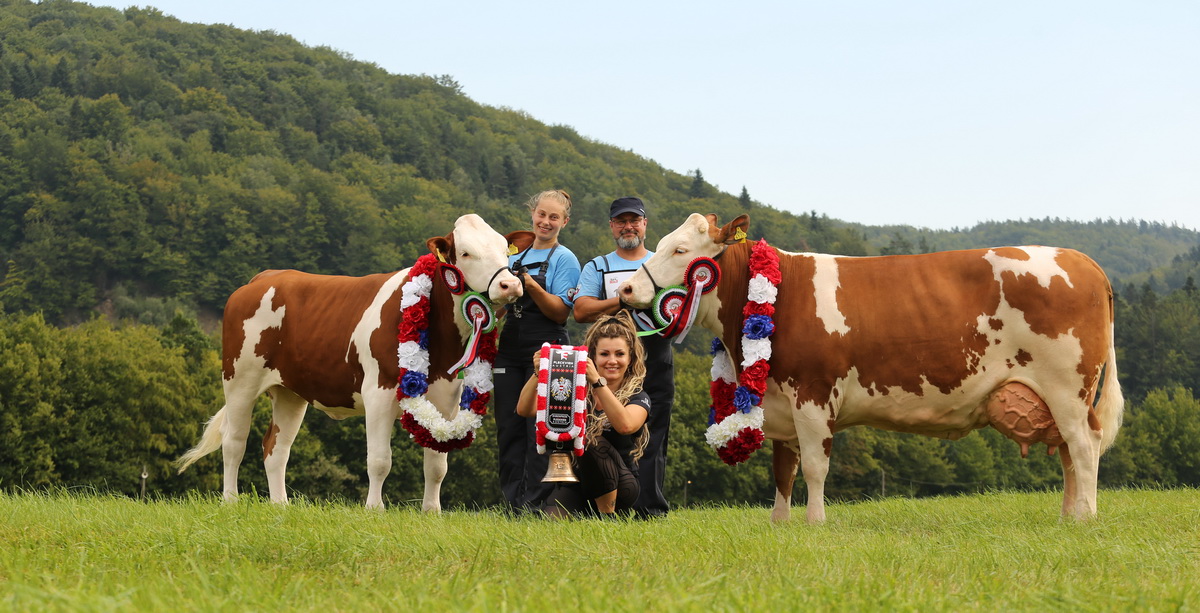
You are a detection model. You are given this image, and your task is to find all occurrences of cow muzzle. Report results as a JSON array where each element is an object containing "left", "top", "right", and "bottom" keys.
[
  {"left": 617, "top": 271, "right": 655, "bottom": 309},
  {"left": 485, "top": 266, "right": 523, "bottom": 304}
]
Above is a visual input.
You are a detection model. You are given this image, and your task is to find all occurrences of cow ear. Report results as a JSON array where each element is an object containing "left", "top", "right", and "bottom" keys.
[
  {"left": 426, "top": 234, "right": 454, "bottom": 263},
  {"left": 506, "top": 230, "right": 535, "bottom": 254},
  {"left": 716, "top": 214, "right": 750, "bottom": 245}
]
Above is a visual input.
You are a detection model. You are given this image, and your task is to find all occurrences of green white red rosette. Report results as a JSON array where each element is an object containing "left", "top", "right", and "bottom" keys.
[
  {"left": 706, "top": 239, "right": 777, "bottom": 464},
  {"left": 396, "top": 253, "right": 496, "bottom": 453}
]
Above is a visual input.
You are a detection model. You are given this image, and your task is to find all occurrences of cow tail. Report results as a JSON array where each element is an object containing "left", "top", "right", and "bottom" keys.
[
  {"left": 1095, "top": 323, "right": 1125, "bottom": 454},
  {"left": 175, "top": 406, "right": 227, "bottom": 473}
]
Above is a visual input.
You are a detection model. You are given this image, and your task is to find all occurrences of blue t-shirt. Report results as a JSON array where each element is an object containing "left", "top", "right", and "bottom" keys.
[
  {"left": 575, "top": 251, "right": 654, "bottom": 301},
  {"left": 511, "top": 245, "right": 581, "bottom": 307}
]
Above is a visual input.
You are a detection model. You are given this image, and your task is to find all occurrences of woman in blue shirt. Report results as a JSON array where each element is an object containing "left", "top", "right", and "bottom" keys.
[{"left": 494, "top": 189, "right": 581, "bottom": 512}]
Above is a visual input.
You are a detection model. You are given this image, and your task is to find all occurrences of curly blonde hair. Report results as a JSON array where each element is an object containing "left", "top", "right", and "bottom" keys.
[{"left": 582, "top": 310, "right": 649, "bottom": 462}]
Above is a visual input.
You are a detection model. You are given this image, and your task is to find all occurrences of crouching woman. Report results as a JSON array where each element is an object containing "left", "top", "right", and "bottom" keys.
[{"left": 516, "top": 311, "right": 650, "bottom": 518}]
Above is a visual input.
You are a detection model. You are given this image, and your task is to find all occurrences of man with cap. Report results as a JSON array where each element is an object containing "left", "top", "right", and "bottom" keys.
[{"left": 573, "top": 196, "right": 674, "bottom": 518}]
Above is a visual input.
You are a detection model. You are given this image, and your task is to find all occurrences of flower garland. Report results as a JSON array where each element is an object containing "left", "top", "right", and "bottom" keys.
[
  {"left": 534, "top": 344, "right": 589, "bottom": 456},
  {"left": 396, "top": 254, "right": 496, "bottom": 453},
  {"left": 706, "top": 238, "right": 778, "bottom": 464}
]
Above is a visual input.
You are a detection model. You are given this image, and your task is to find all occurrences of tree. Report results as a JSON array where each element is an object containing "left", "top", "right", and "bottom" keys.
[
  {"left": 689, "top": 169, "right": 707, "bottom": 199},
  {"left": 738, "top": 186, "right": 752, "bottom": 210}
]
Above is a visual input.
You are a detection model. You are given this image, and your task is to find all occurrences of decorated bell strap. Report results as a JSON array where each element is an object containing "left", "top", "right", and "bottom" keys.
[
  {"left": 447, "top": 292, "right": 497, "bottom": 375},
  {"left": 534, "top": 343, "right": 589, "bottom": 456}
]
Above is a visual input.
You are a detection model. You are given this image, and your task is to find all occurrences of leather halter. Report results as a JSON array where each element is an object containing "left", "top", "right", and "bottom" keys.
[{"left": 482, "top": 266, "right": 512, "bottom": 302}]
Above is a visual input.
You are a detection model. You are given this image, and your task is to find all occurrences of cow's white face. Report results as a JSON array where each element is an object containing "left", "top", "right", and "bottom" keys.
[
  {"left": 619, "top": 213, "right": 743, "bottom": 308},
  {"left": 446, "top": 214, "right": 528, "bottom": 304}
]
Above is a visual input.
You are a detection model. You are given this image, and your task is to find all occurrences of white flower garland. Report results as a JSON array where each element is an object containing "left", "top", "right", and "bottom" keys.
[{"left": 395, "top": 254, "right": 495, "bottom": 452}]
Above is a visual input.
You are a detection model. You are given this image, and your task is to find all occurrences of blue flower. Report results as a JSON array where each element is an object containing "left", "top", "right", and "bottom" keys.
[
  {"left": 710, "top": 337, "right": 724, "bottom": 355},
  {"left": 400, "top": 370, "right": 429, "bottom": 397},
  {"left": 742, "top": 315, "right": 775, "bottom": 340},
  {"left": 733, "top": 386, "right": 760, "bottom": 411},
  {"left": 418, "top": 329, "right": 430, "bottom": 351},
  {"left": 459, "top": 387, "right": 478, "bottom": 409},
  {"left": 708, "top": 406, "right": 717, "bottom": 426}
]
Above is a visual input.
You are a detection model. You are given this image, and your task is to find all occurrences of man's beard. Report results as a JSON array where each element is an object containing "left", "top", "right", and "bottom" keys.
[{"left": 616, "top": 235, "right": 642, "bottom": 249}]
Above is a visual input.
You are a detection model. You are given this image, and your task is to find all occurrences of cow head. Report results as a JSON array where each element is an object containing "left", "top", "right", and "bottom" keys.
[
  {"left": 619, "top": 213, "right": 749, "bottom": 308},
  {"left": 426, "top": 214, "right": 534, "bottom": 304}
]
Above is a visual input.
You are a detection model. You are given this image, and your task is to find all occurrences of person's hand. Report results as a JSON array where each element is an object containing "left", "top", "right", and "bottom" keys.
[
  {"left": 521, "top": 271, "right": 541, "bottom": 292},
  {"left": 531, "top": 351, "right": 541, "bottom": 372},
  {"left": 585, "top": 358, "right": 604, "bottom": 389}
]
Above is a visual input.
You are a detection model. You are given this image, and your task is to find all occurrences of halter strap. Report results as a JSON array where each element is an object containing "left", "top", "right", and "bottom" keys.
[{"left": 482, "top": 266, "right": 511, "bottom": 302}]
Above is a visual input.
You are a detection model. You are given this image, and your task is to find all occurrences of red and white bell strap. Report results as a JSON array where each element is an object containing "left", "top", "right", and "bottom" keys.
[{"left": 534, "top": 343, "right": 589, "bottom": 456}]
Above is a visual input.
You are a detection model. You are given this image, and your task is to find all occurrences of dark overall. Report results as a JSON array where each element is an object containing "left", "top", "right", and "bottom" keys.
[
  {"left": 494, "top": 246, "right": 570, "bottom": 511},
  {"left": 596, "top": 256, "right": 675, "bottom": 518}
]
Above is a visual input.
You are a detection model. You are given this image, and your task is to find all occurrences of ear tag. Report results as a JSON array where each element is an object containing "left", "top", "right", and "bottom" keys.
[
  {"left": 435, "top": 248, "right": 448, "bottom": 264},
  {"left": 508, "top": 244, "right": 519, "bottom": 256},
  {"left": 734, "top": 228, "right": 747, "bottom": 243}
]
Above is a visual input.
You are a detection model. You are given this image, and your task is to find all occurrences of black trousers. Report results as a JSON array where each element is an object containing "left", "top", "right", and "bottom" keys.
[
  {"left": 633, "top": 357, "right": 674, "bottom": 518},
  {"left": 542, "top": 436, "right": 639, "bottom": 516},
  {"left": 493, "top": 353, "right": 552, "bottom": 511}
]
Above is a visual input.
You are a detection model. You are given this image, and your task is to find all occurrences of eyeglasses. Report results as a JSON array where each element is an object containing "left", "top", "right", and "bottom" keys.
[{"left": 610, "top": 217, "right": 645, "bottom": 228}]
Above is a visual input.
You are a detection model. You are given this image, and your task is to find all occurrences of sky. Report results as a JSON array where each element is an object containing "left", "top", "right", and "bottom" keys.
[{"left": 90, "top": 1, "right": 1200, "bottom": 231}]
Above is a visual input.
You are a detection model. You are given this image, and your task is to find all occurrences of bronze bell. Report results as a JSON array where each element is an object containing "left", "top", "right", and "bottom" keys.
[{"left": 542, "top": 450, "right": 579, "bottom": 483}]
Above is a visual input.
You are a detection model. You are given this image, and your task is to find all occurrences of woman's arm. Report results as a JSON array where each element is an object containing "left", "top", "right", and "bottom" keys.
[{"left": 585, "top": 359, "right": 648, "bottom": 435}]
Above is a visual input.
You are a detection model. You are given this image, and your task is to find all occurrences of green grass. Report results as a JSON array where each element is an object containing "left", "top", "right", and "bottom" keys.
[{"left": 2, "top": 488, "right": 1197, "bottom": 611}]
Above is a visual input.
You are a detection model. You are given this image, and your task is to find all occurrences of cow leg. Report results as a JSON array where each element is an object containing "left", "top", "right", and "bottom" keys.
[
  {"left": 1059, "top": 444, "right": 1077, "bottom": 517},
  {"left": 793, "top": 405, "right": 834, "bottom": 524},
  {"left": 220, "top": 383, "right": 263, "bottom": 502},
  {"left": 416, "top": 378, "right": 464, "bottom": 514},
  {"left": 363, "top": 389, "right": 399, "bottom": 511},
  {"left": 422, "top": 449, "right": 449, "bottom": 513},
  {"left": 263, "top": 387, "right": 308, "bottom": 504},
  {"left": 1046, "top": 393, "right": 1103, "bottom": 520},
  {"left": 771, "top": 439, "right": 800, "bottom": 523}
]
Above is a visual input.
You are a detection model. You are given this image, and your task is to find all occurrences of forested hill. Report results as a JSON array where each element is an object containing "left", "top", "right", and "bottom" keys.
[{"left": 1, "top": 0, "right": 1196, "bottom": 325}]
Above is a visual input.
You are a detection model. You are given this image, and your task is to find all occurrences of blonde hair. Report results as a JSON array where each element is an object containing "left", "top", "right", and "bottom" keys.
[
  {"left": 525, "top": 189, "right": 573, "bottom": 218},
  {"left": 583, "top": 310, "right": 649, "bottom": 462}
]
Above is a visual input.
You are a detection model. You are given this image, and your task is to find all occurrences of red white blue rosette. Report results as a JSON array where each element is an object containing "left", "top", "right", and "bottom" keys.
[
  {"left": 396, "top": 254, "right": 496, "bottom": 453},
  {"left": 655, "top": 256, "right": 721, "bottom": 343},
  {"left": 534, "top": 343, "right": 589, "bottom": 457},
  {"left": 706, "top": 239, "right": 776, "bottom": 464}
]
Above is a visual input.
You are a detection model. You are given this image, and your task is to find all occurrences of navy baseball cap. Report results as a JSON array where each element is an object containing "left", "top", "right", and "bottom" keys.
[{"left": 609, "top": 197, "right": 646, "bottom": 219}]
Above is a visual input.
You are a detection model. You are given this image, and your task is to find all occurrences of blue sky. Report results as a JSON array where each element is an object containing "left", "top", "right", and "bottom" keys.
[{"left": 91, "top": 1, "right": 1199, "bottom": 231}]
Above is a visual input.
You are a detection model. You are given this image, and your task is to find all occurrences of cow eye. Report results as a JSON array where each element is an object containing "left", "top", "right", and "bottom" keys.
[{"left": 674, "top": 247, "right": 687, "bottom": 255}]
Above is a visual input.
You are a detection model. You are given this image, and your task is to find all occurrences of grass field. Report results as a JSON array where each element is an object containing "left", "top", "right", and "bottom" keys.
[{"left": 2, "top": 488, "right": 1197, "bottom": 611}]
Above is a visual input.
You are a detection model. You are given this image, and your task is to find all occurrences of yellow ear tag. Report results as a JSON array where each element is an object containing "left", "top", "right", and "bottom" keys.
[
  {"left": 435, "top": 248, "right": 447, "bottom": 263},
  {"left": 508, "top": 244, "right": 519, "bottom": 256},
  {"left": 734, "top": 228, "right": 747, "bottom": 243}
]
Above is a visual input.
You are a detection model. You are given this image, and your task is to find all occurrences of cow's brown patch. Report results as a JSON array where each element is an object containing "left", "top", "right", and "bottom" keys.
[
  {"left": 1015, "top": 349, "right": 1033, "bottom": 366},
  {"left": 989, "top": 318, "right": 1004, "bottom": 330},
  {"left": 263, "top": 420, "right": 280, "bottom": 459},
  {"left": 992, "top": 247, "right": 1031, "bottom": 261},
  {"left": 222, "top": 270, "right": 401, "bottom": 410},
  {"left": 822, "top": 437, "right": 833, "bottom": 457},
  {"left": 772, "top": 440, "right": 799, "bottom": 497}
]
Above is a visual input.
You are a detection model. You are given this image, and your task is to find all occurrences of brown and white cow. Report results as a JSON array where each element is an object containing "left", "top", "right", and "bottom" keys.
[
  {"left": 619, "top": 214, "right": 1124, "bottom": 523},
  {"left": 177, "top": 214, "right": 533, "bottom": 511}
]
